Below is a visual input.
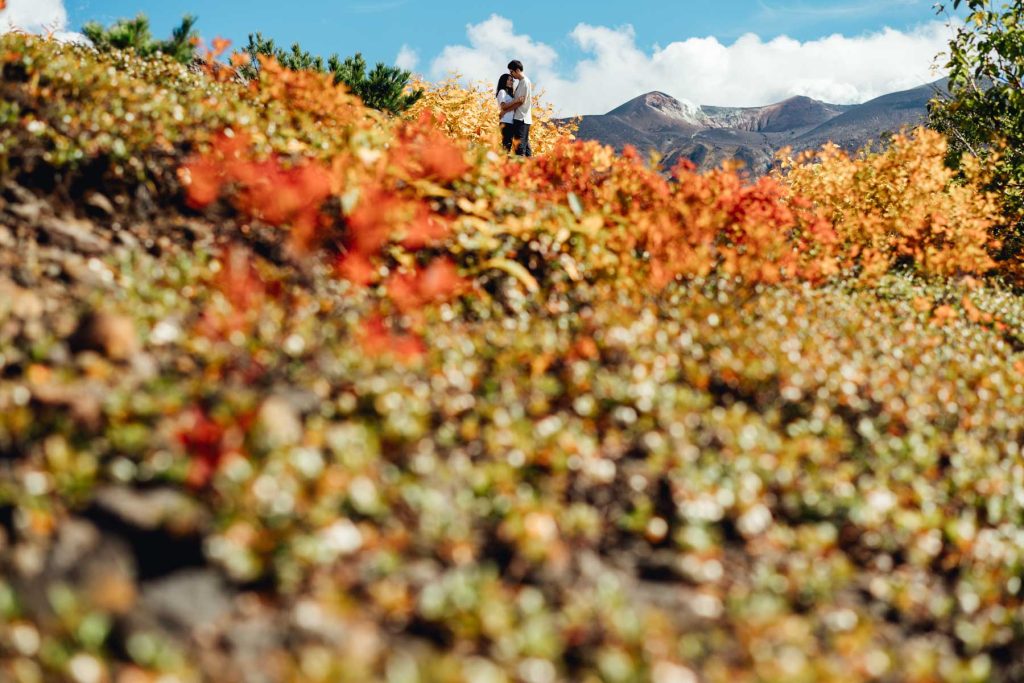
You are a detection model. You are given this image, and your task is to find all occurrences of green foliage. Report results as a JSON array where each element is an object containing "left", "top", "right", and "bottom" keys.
[
  {"left": 240, "top": 32, "right": 325, "bottom": 75},
  {"left": 930, "top": 0, "right": 1024, "bottom": 252},
  {"left": 82, "top": 13, "right": 199, "bottom": 65},
  {"left": 241, "top": 32, "right": 423, "bottom": 115}
]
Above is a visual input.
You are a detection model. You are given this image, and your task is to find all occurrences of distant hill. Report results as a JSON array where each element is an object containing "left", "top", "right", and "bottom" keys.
[
  {"left": 791, "top": 80, "right": 948, "bottom": 153},
  {"left": 572, "top": 80, "right": 947, "bottom": 176}
]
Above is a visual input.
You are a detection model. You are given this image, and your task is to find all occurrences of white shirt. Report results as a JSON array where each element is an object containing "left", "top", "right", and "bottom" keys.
[
  {"left": 496, "top": 90, "right": 515, "bottom": 124},
  {"left": 512, "top": 76, "right": 533, "bottom": 125}
]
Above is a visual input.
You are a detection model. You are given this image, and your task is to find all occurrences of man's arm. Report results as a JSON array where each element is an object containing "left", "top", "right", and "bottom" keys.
[{"left": 500, "top": 97, "right": 525, "bottom": 114}]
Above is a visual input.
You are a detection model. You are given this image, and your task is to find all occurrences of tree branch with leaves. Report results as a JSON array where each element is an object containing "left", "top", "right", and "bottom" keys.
[{"left": 929, "top": 0, "right": 1024, "bottom": 255}]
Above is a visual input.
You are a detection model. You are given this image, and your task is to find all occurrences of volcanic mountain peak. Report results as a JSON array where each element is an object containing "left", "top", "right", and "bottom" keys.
[
  {"left": 640, "top": 91, "right": 705, "bottom": 120},
  {"left": 701, "top": 95, "right": 849, "bottom": 133},
  {"left": 608, "top": 91, "right": 709, "bottom": 127}
]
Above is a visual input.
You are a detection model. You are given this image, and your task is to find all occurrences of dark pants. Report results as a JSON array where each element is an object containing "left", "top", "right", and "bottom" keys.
[
  {"left": 511, "top": 120, "right": 532, "bottom": 157},
  {"left": 500, "top": 122, "right": 515, "bottom": 153}
]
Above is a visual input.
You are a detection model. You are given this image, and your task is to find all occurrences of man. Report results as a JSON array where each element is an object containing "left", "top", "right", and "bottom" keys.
[{"left": 507, "top": 60, "right": 533, "bottom": 157}]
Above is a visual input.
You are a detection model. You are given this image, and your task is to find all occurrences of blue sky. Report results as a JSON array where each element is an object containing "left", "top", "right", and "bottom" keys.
[
  {"left": 10, "top": 1, "right": 963, "bottom": 114},
  {"left": 63, "top": 0, "right": 953, "bottom": 70}
]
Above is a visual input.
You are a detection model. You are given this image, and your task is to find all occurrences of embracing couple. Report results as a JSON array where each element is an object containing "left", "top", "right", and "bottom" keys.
[{"left": 495, "top": 60, "right": 533, "bottom": 157}]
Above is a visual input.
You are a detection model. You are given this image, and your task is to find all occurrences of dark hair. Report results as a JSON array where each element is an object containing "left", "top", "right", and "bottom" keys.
[
  {"left": 507, "top": 60, "right": 524, "bottom": 73},
  {"left": 496, "top": 73, "right": 514, "bottom": 96}
]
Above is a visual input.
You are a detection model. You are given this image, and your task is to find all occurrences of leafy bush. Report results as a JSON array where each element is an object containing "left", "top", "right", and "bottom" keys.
[
  {"left": 778, "top": 129, "right": 1002, "bottom": 280},
  {"left": 929, "top": 0, "right": 1024, "bottom": 255}
]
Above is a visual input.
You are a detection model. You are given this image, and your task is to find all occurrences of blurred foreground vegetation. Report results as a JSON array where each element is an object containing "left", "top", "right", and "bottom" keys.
[{"left": 1, "top": 30, "right": 1024, "bottom": 683}]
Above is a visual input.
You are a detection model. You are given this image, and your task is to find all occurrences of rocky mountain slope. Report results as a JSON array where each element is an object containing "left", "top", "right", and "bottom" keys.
[{"left": 575, "top": 80, "right": 946, "bottom": 175}]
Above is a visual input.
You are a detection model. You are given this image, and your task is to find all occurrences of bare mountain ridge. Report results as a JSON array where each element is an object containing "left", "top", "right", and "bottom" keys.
[
  {"left": 573, "top": 79, "right": 946, "bottom": 175},
  {"left": 703, "top": 96, "right": 853, "bottom": 133}
]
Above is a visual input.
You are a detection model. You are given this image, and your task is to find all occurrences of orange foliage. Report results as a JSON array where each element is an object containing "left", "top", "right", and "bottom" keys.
[
  {"left": 359, "top": 314, "right": 427, "bottom": 361},
  {"left": 386, "top": 259, "right": 467, "bottom": 313},
  {"left": 777, "top": 128, "right": 1001, "bottom": 279},
  {"left": 210, "top": 38, "right": 231, "bottom": 59},
  {"left": 335, "top": 251, "right": 377, "bottom": 287},
  {"left": 196, "top": 246, "right": 275, "bottom": 340},
  {"left": 393, "top": 111, "right": 472, "bottom": 183},
  {"left": 180, "top": 131, "right": 334, "bottom": 250},
  {"left": 254, "top": 55, "right": 375, "bottom": 137},
  {"left": 502, "top": 139, "right": 836, "bottom": 287},
  {"left": 180, "top": 59, "right": 1011, "bottom": 314}
]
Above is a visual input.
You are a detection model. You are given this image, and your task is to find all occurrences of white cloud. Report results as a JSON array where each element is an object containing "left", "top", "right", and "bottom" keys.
[
  {"left": 0, "top": 0, "right": 87, "bottom": 43},
  {"left": 431, "top": 15, "right": 559, "bottom": 90},
  {"left": 395, "top": 44, "right": 419, "bottom": 72},
  {"left": 429, "top": 15, "right": 955, "bottom": 116},
  {"left": 1, "top": 0, "right": 68, "bottom": 33}
]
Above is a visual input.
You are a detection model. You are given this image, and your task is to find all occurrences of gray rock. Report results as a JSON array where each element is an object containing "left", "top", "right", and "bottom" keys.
[
  {"left": 93, "top": 486, "right": 207, "bottom": 534},
  {"left": 227, "top": 613, "right": 283, "bottom": 683},
  {"left": 50, "top": 517, "right": 102, "bottom": 574},
  {"left": 10, "top": 518, "right": 138, "bottom": 619},
  {"left": 137, "top": 568, "right": 234, "bottom": 635},
  {"left": 37, "top": 214, "right": 108, "bottom": 254}
]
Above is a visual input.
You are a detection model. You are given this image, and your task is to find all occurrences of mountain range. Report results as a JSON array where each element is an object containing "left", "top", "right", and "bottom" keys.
[{"left": 571, "top": 79, "right": 948, "bottom": 175}]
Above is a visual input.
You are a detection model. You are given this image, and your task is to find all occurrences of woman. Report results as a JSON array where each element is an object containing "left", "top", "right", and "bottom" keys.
[{"left": 495, "top": 73, "right": 517, "bottom": 152}]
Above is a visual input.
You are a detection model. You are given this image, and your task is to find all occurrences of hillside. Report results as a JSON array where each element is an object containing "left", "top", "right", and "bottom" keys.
[
  {"left": 575, "top": 81, "right": 943, "bottom": 175},
  {"left": 3, "top": 35, "right": 1024, "bottom": 683},
  {"left": 793, "top": 80, "right": 947, "bottom": 152}
]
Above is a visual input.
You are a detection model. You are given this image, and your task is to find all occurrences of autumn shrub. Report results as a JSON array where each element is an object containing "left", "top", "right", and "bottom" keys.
[
  {"left": 2, "top": 33, "right": 1009, "bottom": 299},
  {"left": 179, "top": 59, "right": 1009, "bottom": 299},
  {"left": 777, "top": 128, "right": 1002, "bottom": 280},
  {"left": 497, "top": 140, "right": 838, "bottom": 287}
]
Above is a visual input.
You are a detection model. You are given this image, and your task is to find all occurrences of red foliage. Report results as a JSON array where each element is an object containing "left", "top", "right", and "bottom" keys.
[
  {"left": 177, "top": 407, "right": 228, "bottom": 489},
  {"left": 346, "top": 187, "right": 416, "bottom": 256},
  {"left": 180, "top": 132, "right": 334, "bottom": 252},
  {"left": 398, "top": 209, "right": 450, "bottom": 251},
  {"left": 335, "top": 251, "right": 377, "bottom": 287},
  {"left": 393, "top": 111, "right": 471, "bottom": 184},
  {"left": 196, "top": 246, "right": 275, "bottom": 339},
  {"left": 182, "top": 64, "right": 986, "bottom": 324},
  {"left": 180, "top": 157, "right": 223, "bottom": 209},
  {"left": 338, "top": 186, "right": 451, "bottom": 289},
  {"left": 359, "top": 314, "right": 427, "bottom": 361},
  {"left": 385, "top": 259, "right": 467, "bottom": 313}
]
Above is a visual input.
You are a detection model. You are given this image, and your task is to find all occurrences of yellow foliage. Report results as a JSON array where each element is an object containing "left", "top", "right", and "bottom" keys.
[
  {"left": 406, "top": 75, "right": 577, "bottom": 156},
  {"left": 777, "top": 128, "right": 1001, "bottom": 279}
]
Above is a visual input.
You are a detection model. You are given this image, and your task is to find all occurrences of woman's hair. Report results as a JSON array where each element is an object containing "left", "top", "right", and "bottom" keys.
[{"left": 496, "top": 73, "right": 514, "bottom": 97}]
